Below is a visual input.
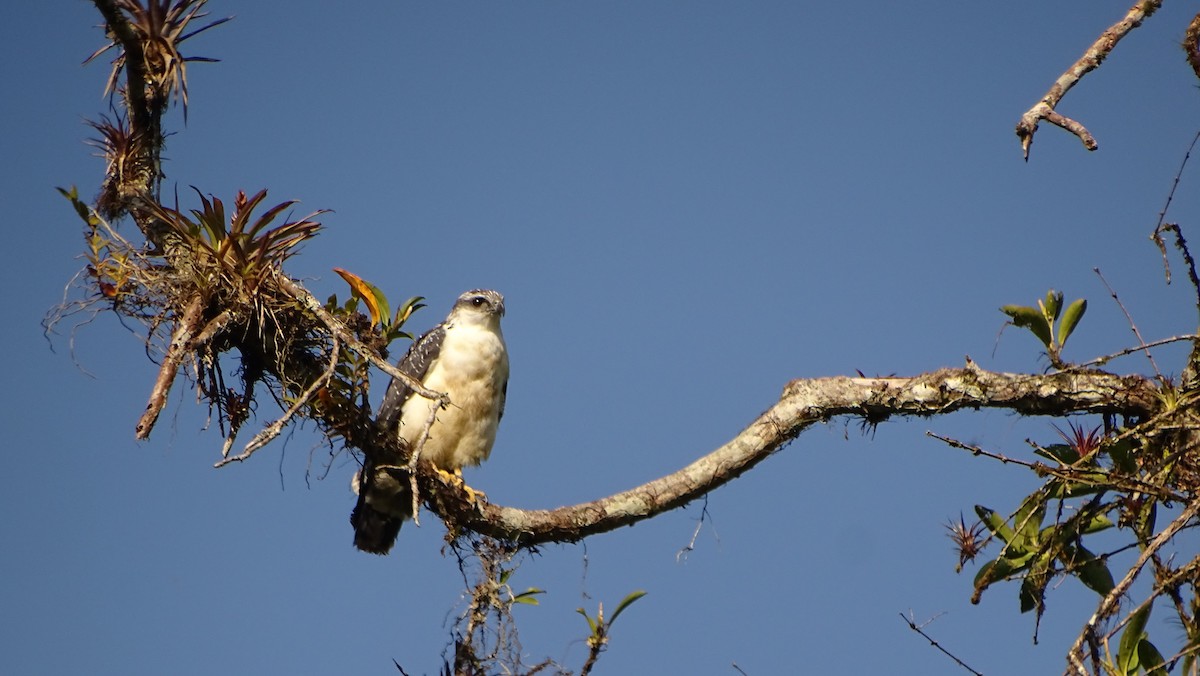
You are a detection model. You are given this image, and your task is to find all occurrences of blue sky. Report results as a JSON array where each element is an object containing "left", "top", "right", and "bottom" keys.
[{"left": 4, "top": 2, "right": 1200, "bottom": 674}]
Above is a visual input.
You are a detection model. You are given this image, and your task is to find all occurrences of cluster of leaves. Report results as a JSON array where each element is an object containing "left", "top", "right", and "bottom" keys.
[
  {"left": 332, "top": 268, "right": 425, "bottom": 346},
  {"left": 956, "top": 410, "right": 1200, "bottom": 673},
  {"left": 971, "top": 434, "right": 1119, "bottom": 615},
  {"left": 60, "top": 186, "right": 141, "bottom": 304},
  {"left": 1002, "top": 289, "right": 1088, "bottom": 369},
  {"left": 147, "top": 188, "right": 324, "bottom": 293},
  {"left": 312, "top": 277, "right": 426, "bottom": 442}
]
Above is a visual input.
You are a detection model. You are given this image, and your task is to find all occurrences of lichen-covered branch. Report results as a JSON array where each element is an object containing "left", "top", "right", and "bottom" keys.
[
  {"left": 440, "top": 362, "right": 1160, "bottom": 545},
  {"left": 1015, "top": 0, "right": 1162, "bottom": 160}
]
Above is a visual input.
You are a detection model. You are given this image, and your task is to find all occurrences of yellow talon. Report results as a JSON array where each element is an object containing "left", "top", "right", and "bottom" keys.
[{"left": 434, "top": 467, "right": 487, "bottom": 504}]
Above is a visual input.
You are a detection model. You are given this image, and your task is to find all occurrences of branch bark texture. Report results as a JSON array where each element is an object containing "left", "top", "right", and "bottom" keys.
[
  {"left": 449, "top": 363, "right": 1159, "bottom": 545},
  {"left": 1015, "top": 0, "right": 1162, "bottom": 159}
]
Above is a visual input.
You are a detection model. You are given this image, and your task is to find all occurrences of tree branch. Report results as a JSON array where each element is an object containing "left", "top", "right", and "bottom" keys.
[
  {"left": 1015, "top": 0, "right": 1162, "bottom": 160},
  {"left": 135, "top": 294, "right": 203, "bottom": 439},
  {"left": 440, "top": 361, "right": 1160, "bottom": 545},
  {"left": 91, "top": 0, "right": 151, "bottom": 131},
  {"left": 1064, "top": 498, "right": 1200, "bottom": 675}
]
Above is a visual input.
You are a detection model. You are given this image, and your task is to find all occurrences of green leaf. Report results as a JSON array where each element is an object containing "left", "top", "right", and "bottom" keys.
[
  {"left": 1034, "top": 443, "right": 1080, "bottom": 465},
  {"left": 1118, "top": 603, "right": 1152, "bottom": 675},
  {"left": 1001, "top": 304, "right": 1052, "bottom": 348},
  {"left": 975, "top": 505, "right": 1017, "bottom": 546},
  {"left": 1058, "top": 298, "right": 1087, "bottom": 347},
  {"left": 1042, "top": 289, "right": 1064, "bottom": 323},
  {"left": 1081, "top": 514, "right": 1115, "bottom": 535},
  {"left": 512, "top": 587, "right": 546, "bottom": 606},
  {"left": 972, "top": 550, "right": 1035, "bottom": 597},
  {"left": 1065, "top": 545, "right": 1114, "bottom": 597},
  {"left": 1108, "top": 438, "right": 1137, "bottom": 474},
  {"left": 1019, "top": 552, "right": 1052, "bottom": 614},
  {"left": 392, "top": 296, "right": 426, "bottom": 330},
  {"left": 1138, "top": 638, "right": 1168, "bottom": 676},
  {"left": 58, "top": 186, "right": 98, "bottom": 225},
  {"left": 1013, "top": 495, "right": 1047, "bottom": 553},
  {"left": 575, "top": 608, "right": 597, "bottom": 635},
  {"left": 608, "top": 590, "right": 647, "bottom": 626}
]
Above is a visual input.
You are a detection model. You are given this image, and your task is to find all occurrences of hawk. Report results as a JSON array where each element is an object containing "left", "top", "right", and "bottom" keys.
[{"left": 351, "top": 289, "right": 509, "bottom": 554}]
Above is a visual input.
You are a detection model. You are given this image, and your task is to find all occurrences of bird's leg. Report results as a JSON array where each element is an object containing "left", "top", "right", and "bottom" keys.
[{"left": 434, "top": 467, "right": 488, "bottom": 506}]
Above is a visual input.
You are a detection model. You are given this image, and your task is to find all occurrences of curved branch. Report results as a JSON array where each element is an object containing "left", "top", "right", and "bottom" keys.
[
  {"left": 440, "top": 361, "right": 1160, "bottom": 545},
  {"left": 1015, "top": 0, "right": 1162, "bottom": 160}
]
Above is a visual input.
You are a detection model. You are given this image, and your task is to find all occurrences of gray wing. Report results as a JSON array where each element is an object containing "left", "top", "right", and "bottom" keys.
[
  {"left": 354, "top": 323, "right": 448, "bottom": 555},
  {"left": 377, "top": 324, "right": 446, "bottom": 429}
]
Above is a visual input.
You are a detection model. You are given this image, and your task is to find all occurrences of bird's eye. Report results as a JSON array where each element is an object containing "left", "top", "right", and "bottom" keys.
[{"left": 472, "top": 296, "right": 487, "bottom": 307}]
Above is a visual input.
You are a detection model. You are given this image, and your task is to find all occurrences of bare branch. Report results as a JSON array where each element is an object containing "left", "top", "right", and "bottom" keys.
[
  {"left": 444, "top": 362, "right": 1159, "bottom": 545},
  {"left": 899, "top": 611, "right": 984, "bottom": 676},
  {"left": 1094, "top": 267, "right": 1161, "bottom": 377},
  {"left": 1151, "top": 131, "right": 1200, "bottom": 286},
  {"left": 1015, "top": 0, "right": 1162, "bottom": 160},
  {"left": 135, "top": 294, "right": 203, "bottom": 439},
  {"left": 1080, "top": 334, "right": 1198, "bottom": 368}
]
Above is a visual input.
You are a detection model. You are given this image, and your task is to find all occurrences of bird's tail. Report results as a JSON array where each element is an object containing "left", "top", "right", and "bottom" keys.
[{"left": 350, "top": 464, "right": 412, "bottom": 555}]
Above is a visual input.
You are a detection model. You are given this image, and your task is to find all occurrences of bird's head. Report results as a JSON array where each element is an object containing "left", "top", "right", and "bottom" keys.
[{"left": 449, "top": 289, "right": 506, "bottom": 328}]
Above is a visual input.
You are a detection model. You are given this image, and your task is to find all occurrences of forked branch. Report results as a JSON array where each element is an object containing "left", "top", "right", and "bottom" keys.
[{"left": 1016, "top": 1, "right": 1162, "bottom": 159}]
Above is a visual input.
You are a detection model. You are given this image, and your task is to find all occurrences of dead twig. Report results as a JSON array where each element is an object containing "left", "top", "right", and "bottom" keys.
[
  {"left": 900, "top": 611, "right": 985, "bottom": 676},
  {"left": 1094, "top": 268, "right": 1161, "bottom": 377},
  {"left": 1151, "top": 131, "right": 1200, "bottom": 286},
  {"left": 1015, "top": 0, "right": 1162, "bottom": 159},
  {"left": 1079, "top": 334, "right": 1198, "bottom": 368}
]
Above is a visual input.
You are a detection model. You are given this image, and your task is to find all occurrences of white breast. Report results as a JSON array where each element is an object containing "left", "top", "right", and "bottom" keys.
[{"left": 397, "top": 321, "right": 508, "bottom": 471}]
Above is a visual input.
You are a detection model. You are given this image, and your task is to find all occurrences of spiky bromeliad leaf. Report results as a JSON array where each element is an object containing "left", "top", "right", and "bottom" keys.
[{"left": 85, "top": 0, "right": 232, "bottom": 117}]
